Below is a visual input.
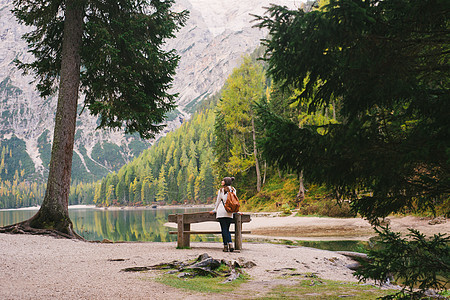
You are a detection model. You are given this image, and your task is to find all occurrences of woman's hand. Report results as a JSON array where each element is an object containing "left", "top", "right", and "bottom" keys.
[{"left": 209, "top": 211, "right": 215, "bottom": 215}]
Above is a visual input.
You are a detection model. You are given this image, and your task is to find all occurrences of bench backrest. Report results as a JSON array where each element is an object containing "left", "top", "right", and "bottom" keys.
[{"left": 168, "top": 211, "right": 251, "bottom": 224}]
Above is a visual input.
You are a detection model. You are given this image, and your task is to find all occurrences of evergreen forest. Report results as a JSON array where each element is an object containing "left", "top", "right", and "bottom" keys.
[
  {"left": 0, "top": 53, "right": 337, "bottom": 212},
  {"left": 1, "top": 0, "right": 448, "bottom": 222}
]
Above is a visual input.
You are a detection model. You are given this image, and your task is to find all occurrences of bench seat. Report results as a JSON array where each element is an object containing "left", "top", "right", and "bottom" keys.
[
  {"left": 167, "top": 212, "right": 251, "bottom": 249},
  {"left": 168, "top": 230, "right": 251, "bottom": 235}
]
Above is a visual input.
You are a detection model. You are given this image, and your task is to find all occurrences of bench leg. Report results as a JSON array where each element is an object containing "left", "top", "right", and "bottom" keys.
[
  {"left": 235, "top": 213, "right": 242, "bottom": 250},
  {"left": 183, "top": 223, "right": 190, "bottom": 248},
  {"left": 177, "top": 214, "right": 184, "bottom": 248},
  {"left": 176, "top": 214, "right": 190, "bottom": 248}
]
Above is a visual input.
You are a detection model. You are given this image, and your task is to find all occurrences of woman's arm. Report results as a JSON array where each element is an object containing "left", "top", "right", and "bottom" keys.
[{"left": 210, "top": 190, "right": 221, "bottom": 214}]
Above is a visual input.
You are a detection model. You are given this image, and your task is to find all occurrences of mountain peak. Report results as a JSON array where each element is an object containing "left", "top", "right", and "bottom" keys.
[{"left": 0, "top": 0, "right": 301, "bottom": 183}]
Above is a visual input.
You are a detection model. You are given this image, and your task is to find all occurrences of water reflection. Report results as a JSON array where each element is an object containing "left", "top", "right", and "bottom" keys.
[
  {"left": 0, "top": 208, "right": 371, "bottom": 252},
  {"left": 0, "top": 207, "right": 218, "bottom": 242},
  {"left": 294, "top": 240, "right": 371, "bottom": 253}
]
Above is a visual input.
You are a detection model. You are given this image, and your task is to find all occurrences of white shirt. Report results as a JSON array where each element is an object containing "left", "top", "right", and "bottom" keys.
[{"left": 213, "top": 186, "right": 235, "bottom": 218}]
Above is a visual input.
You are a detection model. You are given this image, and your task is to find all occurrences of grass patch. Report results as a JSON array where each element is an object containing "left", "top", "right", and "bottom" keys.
[
  {"left": 263, "top": 277, "right": 397, "bottom": 299},
  {"left": 155, "top": 272, "right": 249, "bottom": 294}
]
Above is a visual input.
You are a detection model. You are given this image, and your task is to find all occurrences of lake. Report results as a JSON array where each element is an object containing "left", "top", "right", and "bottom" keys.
[
  {"left": 0, "top": 206, "right": 214, "bottom": 242},
  {"left": 0, "top": 206, "right": 371, "bottom": 252}
]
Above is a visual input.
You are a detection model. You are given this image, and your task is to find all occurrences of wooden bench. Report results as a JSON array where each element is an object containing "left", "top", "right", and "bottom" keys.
[{"left": 168, "top": 212, "right": 251, "bottom": 250}]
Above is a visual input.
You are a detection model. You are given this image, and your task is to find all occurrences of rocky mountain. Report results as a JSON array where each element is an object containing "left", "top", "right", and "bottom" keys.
[{"left": 0, "top": 0, "right": 301, "bottom": 184}]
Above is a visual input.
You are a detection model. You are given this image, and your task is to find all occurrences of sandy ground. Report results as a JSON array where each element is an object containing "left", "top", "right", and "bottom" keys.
[
  {"left": 167, "top": 214, "right": 449, "bottom": 241},
  {"left": 1, "top": 215, "right": 447, "bottom": 299}
]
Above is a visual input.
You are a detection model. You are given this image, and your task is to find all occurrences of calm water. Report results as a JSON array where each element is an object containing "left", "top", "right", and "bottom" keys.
[
  {"left": 0, "top": 206, "right": 214, "bottom": 242},
  {"left": 0, "top": 207, "right": 371, "bottom": 252}
]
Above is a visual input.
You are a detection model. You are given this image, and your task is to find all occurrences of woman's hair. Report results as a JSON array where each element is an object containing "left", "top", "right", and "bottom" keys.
[
  {"left": 223, "top": 177, "right": 235, "bottom": 186},
  {"left": 222, "top": 177, "right": 235, "bottom": 193}
]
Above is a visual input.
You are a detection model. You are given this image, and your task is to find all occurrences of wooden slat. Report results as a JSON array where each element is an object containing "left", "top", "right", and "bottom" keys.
[
  {"left": 183, "top": 212, "right": 216, "bottom": 224},
  {"left": 169, "top": 231, "right": 251, "bottom": 235},
  {"left": 168, "top": 212, "right": 251, "bottom": 224}
]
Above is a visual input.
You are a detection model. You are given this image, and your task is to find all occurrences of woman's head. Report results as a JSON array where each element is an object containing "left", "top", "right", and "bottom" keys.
[{"left": 222, "top": 177, "right": 235, "bottom": 186}]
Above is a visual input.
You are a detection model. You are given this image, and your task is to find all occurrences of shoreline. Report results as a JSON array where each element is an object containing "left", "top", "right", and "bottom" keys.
[
  {"left": 1, "top": 206, "right": 447, "bottom": 241},
  {"left": 0, "top": 204, "right": 214, "bottom": 212}
]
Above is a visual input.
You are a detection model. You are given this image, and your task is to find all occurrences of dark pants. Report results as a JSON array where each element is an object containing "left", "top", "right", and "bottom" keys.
[{"left": 218, "top": 217, "right": 233, "bottom": 245}]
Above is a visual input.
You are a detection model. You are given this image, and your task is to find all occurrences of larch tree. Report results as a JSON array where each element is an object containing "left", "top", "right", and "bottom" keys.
[
  {"left": 156, "top": 165, "right": 168, "bottom": 203},
  {"left": 0, "top": 0, "right": 187, "bottom": 238},
  {"left": 255, "top": 0, "right": 449, "bottom": 223},
  {"left": 215, "top": 56, "right": 265, "bottom": 192}
]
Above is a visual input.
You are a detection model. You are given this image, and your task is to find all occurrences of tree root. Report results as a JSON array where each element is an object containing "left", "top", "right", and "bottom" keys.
[
  {"left": 0, "top": 221, "right": 85, "bottom": 241},
  {"left": 122, "top": 253, "right": 257, "bottom": 283}
]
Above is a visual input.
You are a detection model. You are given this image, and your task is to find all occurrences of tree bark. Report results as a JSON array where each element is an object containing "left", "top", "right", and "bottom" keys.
[
  {"left": 296, "top": 170, "right": 305, "bottom": 206},
  {"left": 1, "top": 1, "right": 85, "bottom": 238},
  {"left": 251, "top": 116, "right": 261, "bottom": 192}
]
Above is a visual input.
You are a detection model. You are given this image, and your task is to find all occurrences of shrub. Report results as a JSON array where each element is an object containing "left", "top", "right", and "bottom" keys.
[
  {"left": 355, "top": 226, "right": 450, "bottom": 299},
  {"left": 297, "top": 198, "right": 356, "bottom": 218}
]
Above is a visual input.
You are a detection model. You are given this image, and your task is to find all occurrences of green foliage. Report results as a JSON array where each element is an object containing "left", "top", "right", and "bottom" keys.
[
  {"left": 243, "top": 174, "right": 354, "bottom": 217},
  {"left": 68, "top": 181, "right": 95, "bottom": 206},
  {"left": 71, "top": 151, "right": 94, "bottom": 183},
  {"left": 127, "top": 138, "right": 150, "bottom": 158},
  {"left": 0, "top": 179, "right": 45, "bottom": 209},
  {"left": 14, "top": 0, "right": 188, "bottom": 139},
  {"left": 214, "top": 55, "right": 266, "bottom": 192},
  {"left": 0, "top": 135, "right": 35, "bottom": 182},
  {"left": 243, "top": 174, "right": 299, "bottom": 211},
  {"left": 76, "top": 146, "right": 109, "bottom": 178},
  {"left": 91, "top": 142, "right": 125, "bottom": 171},
  {"left": 296, "top": 184, "right": 356, "bottom": 218},
  {"left": 37, "top": 130, "right": 51, "bottom": 171},
  {"left": 255, "top": 0, "right": 450, "bottom": 223},
  {"left": 0, "top": 77, "right": 23, "bottom": 98},
  {"left": 356, "top": 226, "right": 450, "bottom": 299},
  {"left": 88, "top": 107, "right": 218, "bottom": 206},
  {"left": 264, "top": 276, "right": 397, "bottom": 299},
  {"left": 155, "top": 272, "right": 249, "bottom": 294}
]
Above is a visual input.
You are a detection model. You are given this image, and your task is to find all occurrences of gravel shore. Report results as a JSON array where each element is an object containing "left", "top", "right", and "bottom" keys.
[{"left": 1, "top": 215, "right": 447, "bottom": 299}]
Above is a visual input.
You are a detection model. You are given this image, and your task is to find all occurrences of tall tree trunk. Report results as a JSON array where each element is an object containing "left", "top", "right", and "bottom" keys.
[
  {"left": 251, "top": 116, "right": 261, "bottom": 192},
  {"left": 296, "top": 170, "right": 305, "bottom": 206},
  {"left": 262, "top": 161, "right": 267, "bottom": 186},
  {"left": 28, "top": 1, "right": 84, "bottom": 237},
  {"left": 332, "top": 99, "right": 336, "bottom": 120}
]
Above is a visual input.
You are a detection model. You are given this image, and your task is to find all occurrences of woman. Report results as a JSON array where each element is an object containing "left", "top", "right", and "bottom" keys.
[{"left": 210, "top": 177, "right": 236, "bottom": 252}]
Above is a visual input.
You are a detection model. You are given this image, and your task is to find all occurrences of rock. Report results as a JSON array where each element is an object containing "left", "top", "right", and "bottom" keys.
[
  {"left": 336, "top": 251, "right": 371, "bottom": 262},
  {"left": 177, "top": 272, "right": 191, "bottom": 278},
  {"left": 237, "top": 258, "right": 257, "bottom": 268},
  {"left": 222, "top": 269, "right": 240, "bottom": 283},
  {"left": 189, "top": 258, "right": 221, "bottom": 270},
  {"left": 346, "top": 263, "right": 362, "bottom": 271},
  {"left": 196, "top": 253, "right": 211, "bottom": 262},
  {"left": 428, "top": 217, "right": 446, "bottom": 225}
]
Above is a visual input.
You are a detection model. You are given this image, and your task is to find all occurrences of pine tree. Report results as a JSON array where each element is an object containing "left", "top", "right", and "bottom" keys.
[
  {"left": 1, "top": 0, "right": 187, "bottom": 237},
  {"left": 255, "top": 0, "right": 450, "bottom": 222}
]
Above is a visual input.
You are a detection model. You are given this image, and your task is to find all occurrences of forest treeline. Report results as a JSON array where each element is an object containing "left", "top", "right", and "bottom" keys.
[
  {"left": 2, "top": 49, "right": 448, "bottom": 216},
  {"left": 88, "top": 107, "right": 217, "bottom": 206},
  {"left": 0, "top": 52, "right": 340, "bottom": 211},
  {"left": 2, "top": 0, "right": 447, "bottom": 219}
]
